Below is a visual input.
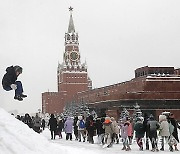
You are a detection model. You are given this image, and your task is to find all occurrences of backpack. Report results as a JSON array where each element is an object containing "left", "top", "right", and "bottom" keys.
[
  {"left": 149, "top": 121, "right": 159, "bottom": 131},
  {"left": 79, "top": 120, "right": 85, "bottom": 129}
]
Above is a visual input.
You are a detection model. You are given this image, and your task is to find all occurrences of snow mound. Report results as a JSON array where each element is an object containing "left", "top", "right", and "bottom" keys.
[{"left": 0, "top": 108, "right": 92, "bottom": 154}]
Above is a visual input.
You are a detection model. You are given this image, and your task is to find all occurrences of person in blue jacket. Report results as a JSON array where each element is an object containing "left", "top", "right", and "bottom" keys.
[{"left": 2, "top": 65, "right": 27, "bottom": 101}]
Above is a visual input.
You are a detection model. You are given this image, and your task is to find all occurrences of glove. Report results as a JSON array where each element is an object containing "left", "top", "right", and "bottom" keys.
[{"left": 10, "top": 84, "right": 17, "bottom": 90}]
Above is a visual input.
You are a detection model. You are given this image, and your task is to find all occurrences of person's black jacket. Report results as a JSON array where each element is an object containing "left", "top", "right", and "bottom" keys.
[
  {"left": 48, "top": 117, "right": 57, "bottom": 131},
  {"left": 23, "top": 114, "right": 33, "bottom": 128},
  {"left": 57, "top": 120, "right": 64, "bottom": 131},
  {"left": 169, "top": 117, "right": 179, "bottom": 142},
  {"left": 95, "top": 118, "right": 105, "bottom": 135},
  {"left": 2, "top": 66, "right": 17, "bottom": 89},
  {"left": 86, "top": 115, "right": 96, "bottom": 134}
]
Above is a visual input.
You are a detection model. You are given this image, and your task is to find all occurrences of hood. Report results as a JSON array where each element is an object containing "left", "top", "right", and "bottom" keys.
[
  {"left": 6, "top": 66, "right": 15, "bottom": 74},
  {"left": 67, "top": 116, "right": 72, "bottom": 120},
  {"left": 78, "top": 116, "right": 83, "bottom": 120},
  {"left": 159, "top": 115, "right": 167, "bottom": 122}
]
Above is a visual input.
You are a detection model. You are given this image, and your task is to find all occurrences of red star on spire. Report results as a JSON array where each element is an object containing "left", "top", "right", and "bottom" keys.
[{"left": 69, "top": 6, "right": 73, "bottom": 12}]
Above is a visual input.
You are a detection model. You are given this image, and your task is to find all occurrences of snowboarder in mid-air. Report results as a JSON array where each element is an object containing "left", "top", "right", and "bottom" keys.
[{"left": 2, "top": 65, "right": 27, "bottom": 101}]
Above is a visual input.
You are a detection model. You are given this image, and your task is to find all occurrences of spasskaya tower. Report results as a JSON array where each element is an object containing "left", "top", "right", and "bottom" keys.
[
  {"left": 57, "top": 7, "right": 92, "bottom": 105},
  {"left": 42, "top": 7, "right": 92, "bottom": 114}
]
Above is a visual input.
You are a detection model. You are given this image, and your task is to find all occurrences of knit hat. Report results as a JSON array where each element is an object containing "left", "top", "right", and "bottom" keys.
[
  {"left": 78, "top": 116, "right": 82, "bottom": 120},
  {"left": 136, "top": 117, "right": 143, "bottom": 122},
  {"left": 159, "top": 114, "right": 167, "bottom": 122},
  {"left": 104, "top": 117, "right": 111, "bottom": 123}
]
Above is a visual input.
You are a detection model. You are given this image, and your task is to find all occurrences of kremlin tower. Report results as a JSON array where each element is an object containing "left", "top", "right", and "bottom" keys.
[{"left": 42, "top": 7, "right": 92, "bottom": 114}]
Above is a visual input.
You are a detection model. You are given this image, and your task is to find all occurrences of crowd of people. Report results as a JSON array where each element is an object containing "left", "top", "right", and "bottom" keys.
[
  {"left": 15, "top": 112, "right": 180, "bottom": 152},
  {"left": 14, "top": 113, "right": 45, "bottom": 133}
]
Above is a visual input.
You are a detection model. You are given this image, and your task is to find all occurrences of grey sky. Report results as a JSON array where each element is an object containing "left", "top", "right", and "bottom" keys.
[{"left": 0, "top": 0, "right": 180, "bottom": 114}]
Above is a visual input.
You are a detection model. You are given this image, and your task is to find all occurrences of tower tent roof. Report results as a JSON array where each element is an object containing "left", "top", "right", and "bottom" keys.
[{"left": 68, "top": 7, "right": 75, "bottom": 33}]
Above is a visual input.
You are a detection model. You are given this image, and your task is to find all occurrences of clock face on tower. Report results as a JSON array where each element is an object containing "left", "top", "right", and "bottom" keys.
[{"left": 70, "top": 51, "right": 79, "bottom": 61}]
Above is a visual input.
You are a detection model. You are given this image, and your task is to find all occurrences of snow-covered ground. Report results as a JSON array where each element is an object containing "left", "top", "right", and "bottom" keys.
[{"left": 0, "top": 107, "right": 179, "bottom": 154}]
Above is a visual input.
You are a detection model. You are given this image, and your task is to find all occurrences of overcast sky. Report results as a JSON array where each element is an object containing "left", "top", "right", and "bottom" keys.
[{"left": 0, "top": 0, "right": 180, "bottom": 114}]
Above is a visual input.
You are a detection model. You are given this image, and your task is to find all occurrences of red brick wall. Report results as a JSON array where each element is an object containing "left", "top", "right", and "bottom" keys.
[{"left": 42, "top": 92, "right": 65, "bottom": 114}]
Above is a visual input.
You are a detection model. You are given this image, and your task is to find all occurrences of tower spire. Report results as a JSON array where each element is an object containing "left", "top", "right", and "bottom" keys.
[{"left": 68, "top": 7, "right": 75, "bottom": 33}]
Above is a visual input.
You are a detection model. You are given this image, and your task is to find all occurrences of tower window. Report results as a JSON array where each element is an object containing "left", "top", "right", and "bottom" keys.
[
  {"left": 72, "top": 34, "right": 75, "bottom": 40},
  {"left": 67, "top": 35, "right": 70, "bottom": 40}
]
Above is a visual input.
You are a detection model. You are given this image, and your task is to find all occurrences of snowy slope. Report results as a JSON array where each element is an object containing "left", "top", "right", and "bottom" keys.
[{"left": 0, "top": 108, "right": 91, "bottom": 154}]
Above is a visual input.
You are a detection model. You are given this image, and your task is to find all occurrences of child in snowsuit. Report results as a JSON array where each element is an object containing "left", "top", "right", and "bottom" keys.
[{"left": 2, "top": 65, "right": 27, "bottom": 101}]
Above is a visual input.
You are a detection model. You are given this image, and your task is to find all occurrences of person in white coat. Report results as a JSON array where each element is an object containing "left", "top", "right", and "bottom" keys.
[
  {"left": 159, "top": 114, "right": 170, "bottom": 151},
  {"left": 76, "top": 116, "right": 86, "bottom": 142},
  {"left": 111, "top": 117, "right": 120, "bottom": 144}
]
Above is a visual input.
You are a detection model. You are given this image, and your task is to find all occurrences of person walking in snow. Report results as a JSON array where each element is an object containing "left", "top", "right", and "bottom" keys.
[
  {"left": 126, "top": 117, "right": 133, "bottom": 145},
  {"left": 95, "top": 117, "right": 105, "bottom": 144},
  {"left": 48, "top": 114, "right": 57, "bottom": 140},
  {"left": 143, "top": 113, "right": 150, "bottom": 150},
  {"left": 86, "top": 115, "right": 96, "bottom": 144},
  {"left": 147, "top": 115, "right": 160, "bottom": 152},
  {"left": 158, "top": 114, "right": 170, "bottom": 151},
  {"left": 77, "top": 116, "right": 86, "bottom": 142},
  {"left": 167, "top": 113, "right": 179, "bottom": 151},
  {"left": 57, "top": 119, "right": 64, "bottom": 139},
  {"left": 2, "top": 65, "right": 27, "bottom": 101},
  {"left": 64, "top": 116, "right": 74, "bottom": 140},
  {"left": 120, "top": 118, "right": 131, "bottom": 151},
  {"left": 103, "top": 117, "right": 114, "bottom": 148},
  {"left": 33, "top": 113, "right": 42, "bottom": 133},
  {"left": 73, "top": 116, "right": 78, "bottom": 140},
  {"left": 111, "top": 117, "right": 120, "bottom": 144},
  {"left": 134, "top": 117, "right": 145, "bottom": 151}
]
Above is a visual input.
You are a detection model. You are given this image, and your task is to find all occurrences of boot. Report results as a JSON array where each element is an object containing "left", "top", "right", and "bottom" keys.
[
  {"left": 151, "top": 148, "right": 155, "bottom": 152},
  {"left": 155, "top": 148, "right": 159, "bottom": 152},
  {"left": 139, "top": 146, "right": 143, "bottom": 151},
  {"left": 175, "top": 145, "right": 179, "bottom": 151},
  {"left": 169, "top": 146, "right": 173, "bottom": 152},
  {"left": 14, "top": 95, "right": 23, "bottom": 101},
  {"left": 107, "top": 143, "right": 113, "bottom": 148},
  {"left": 83, "top": 137, "right": 85, "bottom": 142},
  {"left": 116, "top": 139, "right": 119, "bottom": 144},
  {"left": 122, "top": 146, "right": 126, "bottom": 150},
  {"left": 160, "top": 146, "right": 164, "bottom": 151},
  {"left": 126, "top": 145, "right": 131, "bottom": 151}
]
